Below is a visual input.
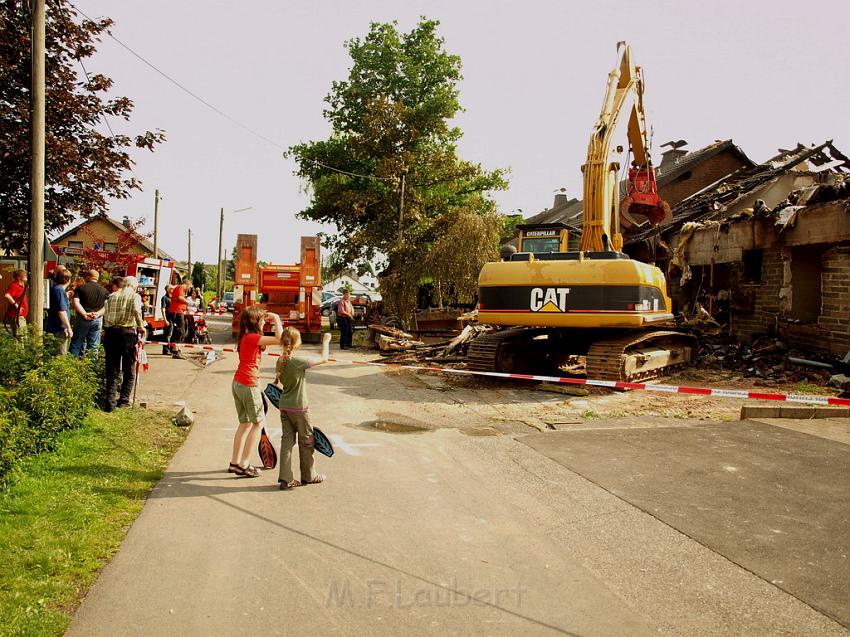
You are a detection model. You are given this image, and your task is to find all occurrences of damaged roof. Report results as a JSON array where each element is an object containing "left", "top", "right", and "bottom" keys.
[
  {"left": 625, "top": 140, "right": 850, "bottom": 246},
  {"left": 522, "top": 139, "right": 753, "bottom": 230}
]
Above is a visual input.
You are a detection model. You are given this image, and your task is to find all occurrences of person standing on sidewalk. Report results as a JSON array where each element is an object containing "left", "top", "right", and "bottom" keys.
[
  {"left": 160, "top": 284, "right": 174, "bottom": 355},
  {"left": 168, "top": 277, "right": 189, "bottom": 359},
  {"left": 336, "top": 289, "right": 354, "bottom": 350},
  {"left": 3, "top": 269, "right": 28, "bottom": 336},
  {"left": 45, "top": 270, "right": 73, "bottom": 354},
  {"left": 69, "top": 269, "right": 108, "bottom": 357},
  {"left": 102, "top": 276, "right": 145, "bottom": 411},
  {"left": 228, "top": 306, "right": 283, "bottom": 478},
  {"left": 274, "top": 327, "right": 332, "bottom": 490}
]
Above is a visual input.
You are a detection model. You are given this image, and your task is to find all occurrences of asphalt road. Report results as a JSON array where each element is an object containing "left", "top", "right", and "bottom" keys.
[{"left": 65, "top": 317, "right": 849, "bottom": 636}]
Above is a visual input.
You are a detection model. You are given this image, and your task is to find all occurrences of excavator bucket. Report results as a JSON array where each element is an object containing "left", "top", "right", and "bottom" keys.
[{"left": 621, "top": 166, "right": 672, "bottom": 226}]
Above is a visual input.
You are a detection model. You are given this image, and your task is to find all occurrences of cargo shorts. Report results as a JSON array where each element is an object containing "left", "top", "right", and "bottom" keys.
[{"left": 232, "top": 381, "right": 264, "bottom": 424}]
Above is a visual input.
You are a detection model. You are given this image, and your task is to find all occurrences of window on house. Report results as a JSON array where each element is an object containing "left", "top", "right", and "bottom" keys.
[
  {"left": 790, "top": 249, "right": 822, "bottom": 323},
  {"left": 743, "top": 249, "right": 763, "bottom": 283},
  {"left": 104, "top": 242, "right": 117, "bottom": 252},
  {"left": 67, "top": 240, "right": 83, "bottom": 248}
]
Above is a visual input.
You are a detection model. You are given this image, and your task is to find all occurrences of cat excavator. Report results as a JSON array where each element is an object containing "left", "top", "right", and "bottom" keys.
[{"left": 469, "top": 42, "right": 696, "bottom": 381}]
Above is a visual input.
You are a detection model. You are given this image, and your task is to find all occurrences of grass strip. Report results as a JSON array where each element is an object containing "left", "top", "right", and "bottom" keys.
[{"left": 0, "top": 408, "right": 188, "bottom": 637}]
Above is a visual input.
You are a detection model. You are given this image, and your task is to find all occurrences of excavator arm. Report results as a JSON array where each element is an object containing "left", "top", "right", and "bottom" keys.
[{"left": 579, "top": 42, "right": 669, "bottom": 253}]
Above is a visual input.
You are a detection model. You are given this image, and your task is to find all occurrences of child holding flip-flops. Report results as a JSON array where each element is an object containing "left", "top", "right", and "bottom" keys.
[{"left": 274, "top": 327, "right": 332, "bottom": 490}]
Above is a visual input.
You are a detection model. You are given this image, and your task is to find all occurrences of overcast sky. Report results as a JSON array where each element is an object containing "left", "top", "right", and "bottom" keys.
[{"left": 74, "top": 0, "right": 850, "bottom": 265}]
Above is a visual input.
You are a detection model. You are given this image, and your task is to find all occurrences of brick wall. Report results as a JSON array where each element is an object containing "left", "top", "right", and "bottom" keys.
[
  {"left": 660, "top": 151, "right": 749, "bottom": 206},
  {"left": 816, "top": 245, "right": 850, "bottom": 354},
  {"left": 728, "top": 244, "right": 850, "bottom": 355}
]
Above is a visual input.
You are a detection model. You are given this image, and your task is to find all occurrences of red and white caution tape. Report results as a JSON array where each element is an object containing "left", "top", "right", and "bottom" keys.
[
  {"left": 138, "top": 340, "right": 849, "bottom": 407},
  {"left": 350, "top": 360, "right": 850, "bottom": 407}
]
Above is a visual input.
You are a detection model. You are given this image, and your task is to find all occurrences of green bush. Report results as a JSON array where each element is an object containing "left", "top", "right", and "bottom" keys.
[
  {"left": 0, "top": 330, "right": 44, "bottom": 386},
  {"left": 0, "top": 337, "right": 99, "bottom": 485}
]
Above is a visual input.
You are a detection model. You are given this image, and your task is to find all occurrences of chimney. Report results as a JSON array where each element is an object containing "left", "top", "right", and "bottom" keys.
[
  {"left": 659, "top": 140, "right": 689, "bottom": 171},
  {"left": 122, "top": 215, "right": 132, "bottom": 228},
  {"left": 553, "top": 192, "right": 569, "bottom": 208}
]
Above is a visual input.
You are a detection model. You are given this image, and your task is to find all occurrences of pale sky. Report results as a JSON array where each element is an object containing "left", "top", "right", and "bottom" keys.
[{"left": 73, "top": 0, "right": 850, "bottom": 265}]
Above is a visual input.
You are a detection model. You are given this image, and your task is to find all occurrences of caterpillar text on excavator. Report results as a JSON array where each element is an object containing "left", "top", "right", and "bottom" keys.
[{"left": 469, "top": 42, "right": 696, "bottom": 381}]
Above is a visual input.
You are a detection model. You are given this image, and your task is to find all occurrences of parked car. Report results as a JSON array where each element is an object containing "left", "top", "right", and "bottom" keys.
[
  {"left": 223, "top": 291, "right": 235, "bottom": 312},
  {"left": 320, "top": 293, "right": 340, "bottom": 317}
]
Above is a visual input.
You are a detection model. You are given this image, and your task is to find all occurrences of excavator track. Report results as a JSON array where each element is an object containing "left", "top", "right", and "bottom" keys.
[
  {"left": 467, "top": 328, "right": 529, "bottom": 372},
  {"left": 468, "top": 328, "right": 697, "bottom": 382},
  {"left": 585, "top": 330, "right": 697, "bottom": 382}
]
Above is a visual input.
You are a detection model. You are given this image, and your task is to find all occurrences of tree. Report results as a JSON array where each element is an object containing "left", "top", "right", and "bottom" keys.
[
  {"left": 191, "top": 262, "right": 206, "bottom": 290},
  {"left": 0, "top": 0, "right": 165, "bottom": 253},
  {"left": 287, "top": 19, "right": 507, "bottom": 325}
]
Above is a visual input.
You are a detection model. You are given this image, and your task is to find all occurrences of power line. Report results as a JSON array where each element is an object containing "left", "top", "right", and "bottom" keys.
[
  {"left": 69, "top": 2, "right": 286, "bottom": 151},
  {"left": 68, "top": 2, "right": 396, "bottom": 184},
  {"left": 308, "top": 158, "right": 397, "bottom": 182}
]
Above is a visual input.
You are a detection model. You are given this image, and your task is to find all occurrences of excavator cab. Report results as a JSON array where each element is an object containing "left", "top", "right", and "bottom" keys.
[{"left": 516, "top": 223, "right": 572, "bottom": 254}]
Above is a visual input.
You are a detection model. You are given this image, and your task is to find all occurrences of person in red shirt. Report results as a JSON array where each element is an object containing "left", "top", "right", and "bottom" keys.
[
  {"left": 228, "top": 306, "right": 283, "bottom": 478},
  {"left": 167, "top": 277, "right": 189, "bottom": 358},
  {"left": 4, "top": 269, "right": 28, "bottom": 336}
]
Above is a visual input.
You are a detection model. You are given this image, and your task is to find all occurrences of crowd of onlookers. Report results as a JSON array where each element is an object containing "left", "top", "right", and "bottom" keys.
[{"left": 3, "top": 266, "right": 207, "bottom": 411}]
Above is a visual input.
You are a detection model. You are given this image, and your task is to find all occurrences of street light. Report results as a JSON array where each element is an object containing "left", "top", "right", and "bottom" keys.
[{"left": 217, "top": 206, "right": 253, "bottom": 301}]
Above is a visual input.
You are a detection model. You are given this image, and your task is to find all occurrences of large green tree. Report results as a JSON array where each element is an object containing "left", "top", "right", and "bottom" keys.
[
  {"left": 288, "top": 19, "right": 507, "bottom": 324},
  {"left": 0, "top": 0, "right": 165, "bottom": 253}
]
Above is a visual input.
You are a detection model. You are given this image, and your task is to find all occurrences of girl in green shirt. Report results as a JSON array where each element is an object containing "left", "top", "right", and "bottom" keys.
[{"left": 274, "top": 327, "right": 332, "bottom": 489}]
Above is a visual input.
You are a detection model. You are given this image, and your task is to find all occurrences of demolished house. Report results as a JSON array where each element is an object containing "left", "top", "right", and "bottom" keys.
[{"left": 626, "top": 141, "right": 850, "bottom": 356}]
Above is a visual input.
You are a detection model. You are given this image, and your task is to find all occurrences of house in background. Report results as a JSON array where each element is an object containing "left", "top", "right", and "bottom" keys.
[
  {"left": 323, "top": 272, "right": 381, "bottom": 298},
  {"left": 51, "top": 214, "right": 172, "bottom": 259}
]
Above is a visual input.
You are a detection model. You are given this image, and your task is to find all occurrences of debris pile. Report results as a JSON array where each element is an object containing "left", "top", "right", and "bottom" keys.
[
  {"left": 697, "top": 334, "right": 840, "bottom": 385},
  {"left": 368, "top": 324, "right": 490, "bottom": 365}
]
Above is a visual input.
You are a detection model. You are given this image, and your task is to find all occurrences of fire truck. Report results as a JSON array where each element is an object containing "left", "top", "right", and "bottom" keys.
[
  {"left": 50, "top": 245, "right": 176, "bottom": 338},
  {"left": 231, "top": 234, "right": 323, "bottom": 342}
]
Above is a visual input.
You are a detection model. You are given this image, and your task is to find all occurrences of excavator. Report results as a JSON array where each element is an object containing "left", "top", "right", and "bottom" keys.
[{"left": 469, "top": 43, "right": 696, "bottom": 381}]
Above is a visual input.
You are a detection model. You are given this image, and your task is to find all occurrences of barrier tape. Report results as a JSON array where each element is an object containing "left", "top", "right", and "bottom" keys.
[
  {"left": 138, "top": 340, "right": 850, "bottom": 407},
  {"left": 349, "top": 360, "right": 850, "bottom": 408}
]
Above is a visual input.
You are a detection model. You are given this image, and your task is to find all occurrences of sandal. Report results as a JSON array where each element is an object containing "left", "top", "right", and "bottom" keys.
[
  {"left": 234, "top": 464, "right": 261, "bottom": 478},
  {"left": 302, "top": 474, "right": 326, "bottom": 485},
  {"left": 278, "top": 479, "right": 301, "bottom": 490},
  {"left": 227, "top": 462, "right": 240, "bottom": 474}
]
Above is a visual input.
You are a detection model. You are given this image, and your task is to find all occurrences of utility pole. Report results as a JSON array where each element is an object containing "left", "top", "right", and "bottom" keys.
[
  {"left": 397, "top": 171, "right": 406, "bottom": 244},
  {"left": 27, "top": 0, "right": 45, "bottom": 334},
  {"left": 217, "top": 207, "right": 224, "bottom": 301},
  {"left": 152, "top": 189, "right": 160, "bottom": 259},
  {"left": 187, "top": 228, "right": 192, "bottom": 287}
]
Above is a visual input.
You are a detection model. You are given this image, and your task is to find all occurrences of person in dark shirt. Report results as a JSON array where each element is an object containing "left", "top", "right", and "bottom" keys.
[
  {"left": 45, "top": 270, "right": 73, "bottom": 354},
  {"left": 69, "top": 269, "right": 109, "bottom": 357},
  {"left": 160, "top": 284, "right": 174, "bottom": 355}
]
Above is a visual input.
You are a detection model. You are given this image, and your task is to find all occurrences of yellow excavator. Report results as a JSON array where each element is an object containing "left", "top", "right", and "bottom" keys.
[{"left": 469, "top": 43, "right": 696, "bottom": 381}]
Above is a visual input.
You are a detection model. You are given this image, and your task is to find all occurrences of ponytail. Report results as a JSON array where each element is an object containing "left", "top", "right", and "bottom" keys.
[{"left": 279, "top": 326, "right": 302, "bottom": 363}]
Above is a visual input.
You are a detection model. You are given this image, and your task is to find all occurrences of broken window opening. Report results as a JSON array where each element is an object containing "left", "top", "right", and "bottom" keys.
[
  {"left": 743, "top": 249, "right": 763, "bottom": 284},
  {"left": 789, "top": 248, "right": 823, "bottom": 324}
]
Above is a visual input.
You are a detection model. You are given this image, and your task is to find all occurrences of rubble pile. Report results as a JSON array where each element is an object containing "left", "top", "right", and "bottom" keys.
[
  {"left": 697, "top": 333, "right": 841, "bottom": 386},
  {"left": 368, "top": 324, "right": 490, "bottom": 366}
]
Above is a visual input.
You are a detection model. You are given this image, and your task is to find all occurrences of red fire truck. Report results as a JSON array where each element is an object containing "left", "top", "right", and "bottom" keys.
[
  {"left": 50, "top": 245, "right": 176, "bottom": 338},
  {"left": 231, "top": 235, "right": 323, "bottom": 342}
]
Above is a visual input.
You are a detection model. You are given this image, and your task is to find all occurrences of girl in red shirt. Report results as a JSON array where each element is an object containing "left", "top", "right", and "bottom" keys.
[{"left": 228, "top": 306, "right": 282, "bottom": 478}]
